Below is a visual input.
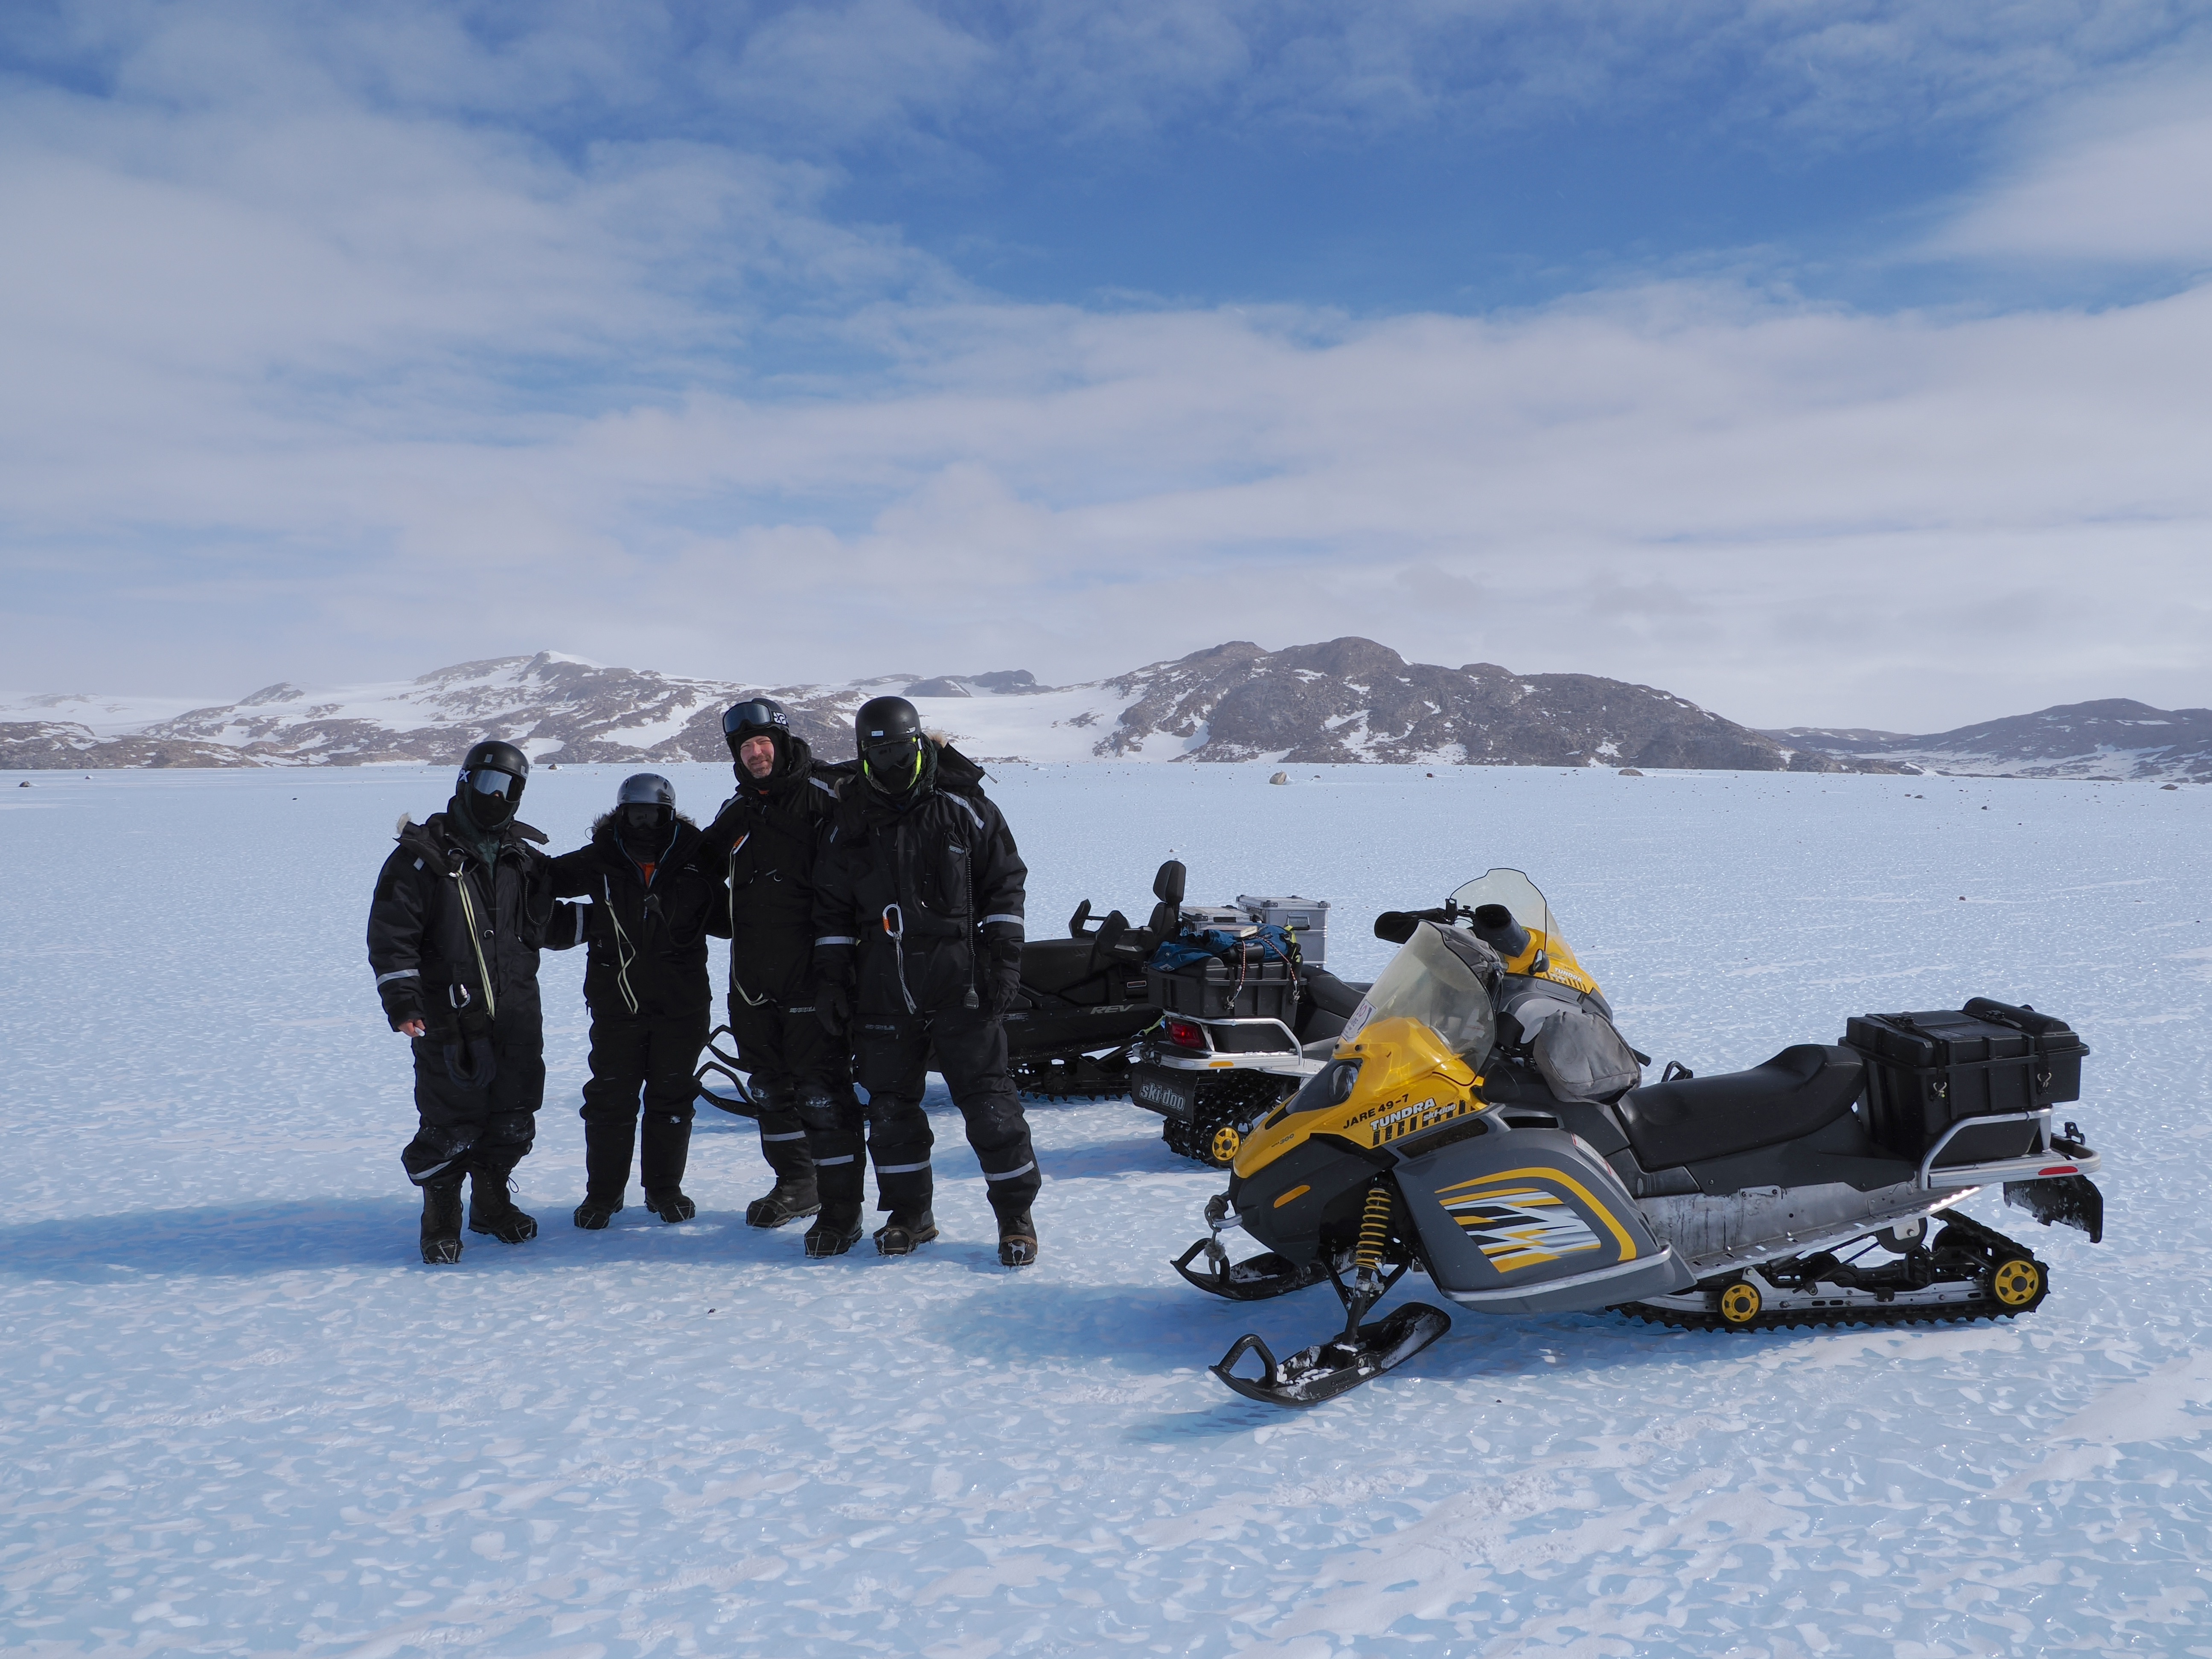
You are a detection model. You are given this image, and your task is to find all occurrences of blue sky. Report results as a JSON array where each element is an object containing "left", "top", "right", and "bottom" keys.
[{"left": 3, "top": 1, "right": 2210, "bottom": 729}]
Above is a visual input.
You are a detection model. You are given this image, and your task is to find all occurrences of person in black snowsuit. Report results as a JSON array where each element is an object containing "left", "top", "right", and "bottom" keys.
[
  {"left": 550, "top": 774, "right": 724, "bottom": 1228},
  {"left": 812, "top": 696, "right": 1042, "bottom": 1266},
  {"left": 367, "top": 739, "right": 583, "bottom": 1264},
  {"left": 698, "top": 698, "right": 862, "bottom": 1253}
]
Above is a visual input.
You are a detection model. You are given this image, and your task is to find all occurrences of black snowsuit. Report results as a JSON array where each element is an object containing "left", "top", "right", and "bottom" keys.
[
  {"left": 550, "top": 815, "right": 722, "bottom": 1207},
  {"left": 812, "top": 743, "right": 1039, "bottom": 1222},
  {"left": 367, "top": 800, "right": 582, "bottom": 1192},
  {"left": 699, "top": 735, "right": 858, "bottom": 1211}
]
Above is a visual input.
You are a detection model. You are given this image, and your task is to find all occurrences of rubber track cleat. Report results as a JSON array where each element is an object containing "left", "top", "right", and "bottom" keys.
[
  {"left": 572, "top": 1196, "right": 623, "bottom": 1231},
  {"left": 645, "top": 1188, "right": 697, "bottom": 1223},
  {"left": 874, "top": 1213, "right": 939, "bottom": 1256},
  {"left": 804, "top": 1213, "right": 864, "bottom": 1259},
  {"left": 996, "top": 1211, "right": 1039, "bottom": 1269}
]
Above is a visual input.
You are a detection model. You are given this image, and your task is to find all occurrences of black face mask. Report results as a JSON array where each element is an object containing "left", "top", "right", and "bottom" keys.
[
  {"left": 461, "top": 767, "right": 522, "bottom": 827},
  {"left": 618, "top": 803, "right": 672, "bottom": 845}
]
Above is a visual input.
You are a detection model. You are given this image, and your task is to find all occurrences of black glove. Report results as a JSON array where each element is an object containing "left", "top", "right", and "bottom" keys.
[
  {"left": 979, "top": 932, "right": 1024, "bottom": 1021},
  {"left": 378, "top": 977, "right": 425, "bottom": 1033},
  {"left": 816, "top": 979, "right": 852, "bottom": 1036}
]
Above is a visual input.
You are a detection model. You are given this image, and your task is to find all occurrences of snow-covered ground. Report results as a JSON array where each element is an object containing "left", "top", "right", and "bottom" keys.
[{"left": 3, "top": 762, "right": 2206, "bottom": 1656}]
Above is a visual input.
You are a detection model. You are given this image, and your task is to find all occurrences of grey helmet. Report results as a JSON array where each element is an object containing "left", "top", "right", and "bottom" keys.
[{"left": 614, "top": 773, "right": 675, "bottom": 846}]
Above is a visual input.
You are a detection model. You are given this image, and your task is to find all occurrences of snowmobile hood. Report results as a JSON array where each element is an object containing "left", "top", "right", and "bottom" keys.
[{"left": 1231, "top": 1016, "right": 1487, "bottom": 1183}]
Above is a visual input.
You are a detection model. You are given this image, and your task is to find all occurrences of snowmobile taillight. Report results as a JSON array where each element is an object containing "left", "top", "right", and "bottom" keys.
[
  {"left": 1164, "top": 1019, "right": 1208, "bottom": 1051},
  {"left": 2039, "top": 1164, "right": 2079, "bottom": 1176}
]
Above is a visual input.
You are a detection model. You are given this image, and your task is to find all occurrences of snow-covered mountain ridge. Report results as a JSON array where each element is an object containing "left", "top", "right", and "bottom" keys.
[
  {"left": 3, "top": 641, "right": 2188, "bottom": 778},
  {"left": 1764, "top": 698, "right": 2212, "bottom": 783}
]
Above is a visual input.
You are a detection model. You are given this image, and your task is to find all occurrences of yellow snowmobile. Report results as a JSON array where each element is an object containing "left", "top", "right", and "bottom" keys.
[{"left": 1175, "top": 871, "right": 2104, "bottom": 1407}]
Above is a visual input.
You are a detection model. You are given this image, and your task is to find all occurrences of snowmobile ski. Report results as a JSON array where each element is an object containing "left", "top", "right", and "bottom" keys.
[
  {"left": 1173, "top": 1237, "right": 1341, "bottom": 1301},
  {"left": 1212, "top": 1302, "right": 1452, "bottom": 1407}
]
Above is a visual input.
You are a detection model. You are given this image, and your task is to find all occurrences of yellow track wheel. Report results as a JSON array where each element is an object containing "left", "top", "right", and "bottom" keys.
[
  {"left": 1207, "top": 1125, "right": 1243, "bottom": 1167},
  {"left": 1717, "top": 1281, "right": 1763, "bottom": 1326},
  {"left": 1991, "top": 1257, "right": 2043, "bottom": 1308}
]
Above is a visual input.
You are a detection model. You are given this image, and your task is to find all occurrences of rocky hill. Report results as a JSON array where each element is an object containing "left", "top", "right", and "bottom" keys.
[
  {"left": 0, "top": 639, "right": 1922, "bottom": 775},
  {"left": 1766, "top": 699, "right": 2212, "bottom": 782}
]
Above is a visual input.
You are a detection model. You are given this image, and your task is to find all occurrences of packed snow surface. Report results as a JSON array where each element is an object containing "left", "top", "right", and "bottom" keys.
[{"left": 3, "top": 763, "right": 2207, "bottom": 1655}]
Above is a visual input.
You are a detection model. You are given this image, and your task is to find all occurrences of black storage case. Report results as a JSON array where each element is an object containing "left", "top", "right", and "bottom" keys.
[
  {"left": 1843, "top": 998, "right": 2087, "bottom": 1167},
  {"left": 1146, "top": 960, "right": 1297, "bottom": 1022}
]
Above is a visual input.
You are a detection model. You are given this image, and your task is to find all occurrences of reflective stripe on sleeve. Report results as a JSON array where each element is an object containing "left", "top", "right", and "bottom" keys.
[
  {"left": 375, "top": 969, "right": 419, "bottom": 987},
  {"left": 979, "top": 914, "right": 1025, "bottom": 928},
  {"left": 760, "top": 1131, "right": 809, "bottom": 1143},
  {"left": 815, "top": 936, "right": 859, "bottom": 947}
]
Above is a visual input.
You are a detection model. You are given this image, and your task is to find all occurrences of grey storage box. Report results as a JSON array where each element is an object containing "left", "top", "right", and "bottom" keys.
[
  {"left": 1238, "top": 894, "right": 1328, "bottom": 965},
  {"left": 1179, "top": 905, "right": 1252, "bottom": 932}
]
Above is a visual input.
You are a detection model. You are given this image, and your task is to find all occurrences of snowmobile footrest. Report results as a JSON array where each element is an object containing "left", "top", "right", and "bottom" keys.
[
  {"left": 1211, "top": 1303, "right": 1452, "bottom": 1407},
  {"left": 1173, "top": 1239, "right": 1334, "bottom": 1301}
]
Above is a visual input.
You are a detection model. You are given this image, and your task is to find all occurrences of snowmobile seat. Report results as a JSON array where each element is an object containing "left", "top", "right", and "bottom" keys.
[
  {"left": 1613, "top": 1044, "right": 1865, "bottom": 1171},
  {"left": 1020, "top": 937, "right": 1103, "bottom": 998}
]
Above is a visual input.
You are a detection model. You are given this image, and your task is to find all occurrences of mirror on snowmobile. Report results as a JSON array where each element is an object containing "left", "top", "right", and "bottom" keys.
[
  {"left": 1373, "top": 910, "right": 1419, "bottom": 944},
  {"left": 1469, "top": 903, "right": 1529, "bottom": 958},
  {"left": 1153, "top": 859, "right": 1186, "bottom": 906}
]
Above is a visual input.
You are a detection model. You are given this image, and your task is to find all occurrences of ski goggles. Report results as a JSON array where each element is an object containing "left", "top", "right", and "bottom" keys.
[
  {"left": 722, "top": 700, "right": 788, "bottom": 738},
  {"left": 861, "top": 732, "right": 923, "bottom": 778},
  {"left": 461, "top": 767, "right": 524, "bottom": 803}
]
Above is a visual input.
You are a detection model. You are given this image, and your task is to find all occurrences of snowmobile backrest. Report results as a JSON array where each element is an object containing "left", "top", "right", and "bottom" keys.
[{"left": 1153, "top": 859, "right": 1186, "bottom": 906}]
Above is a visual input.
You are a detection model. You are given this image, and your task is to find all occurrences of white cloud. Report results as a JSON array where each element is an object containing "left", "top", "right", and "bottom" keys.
[
  {"left": 1931, "top": 55, "right": 2212, "bottom": 263},
  {"left": 6, "top": 1, "right": 2212, "bottom": 734}
]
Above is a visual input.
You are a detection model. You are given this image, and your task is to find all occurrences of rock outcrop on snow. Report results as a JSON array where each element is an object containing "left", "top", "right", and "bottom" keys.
[{"left": 1765, "top": 699, "right": 2212, "bottom": 782}]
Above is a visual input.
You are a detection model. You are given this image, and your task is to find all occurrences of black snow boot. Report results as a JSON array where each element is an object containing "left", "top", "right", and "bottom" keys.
[
  {"left": 420, "top": 1178, "right": 464, "bottom": 1265},
  {"left": 644, "top": 1187, "right": 697, "bottom": 1223},
  {"left": 996, "top": 1209, "right": 1039, "bottom": 1269},
  {"left": 804, "top": 1205, "right": 865, "bottom": 1259},
  {"left": 467, "top": 1168, "right": 538, "bottom": 1244},
  {"left": 638, "top": 1109, "right": 697, "bottom": 1224},
  {"left": 747, "top": 1112, "right": 821, "bottom": 1228},
  {"left": 573, "top": 1195, "right": 623, "bottom": 1230},
  {"left": 874, "top": 1209, "right": 939, "bottom": 1257}
]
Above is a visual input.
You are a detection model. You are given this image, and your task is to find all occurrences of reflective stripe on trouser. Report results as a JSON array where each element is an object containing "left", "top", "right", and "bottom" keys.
[
  {"left": 727, "top": 990, "right": 859, "bottom": 1191},
  {"left": 576, "top": 1008, "right": 710, "bottom": 1198},
  {"left": 402, "top": 1015, "right": 546, "bottom": 1187},
  {"left": 851, "top": 1010, "right": 1040, "bottom": 1218}
]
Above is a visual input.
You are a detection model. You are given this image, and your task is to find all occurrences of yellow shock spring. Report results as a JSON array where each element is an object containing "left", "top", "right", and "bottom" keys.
[{"left": 1354, "top": 1181, "right": 1394, "bottom": 1272}]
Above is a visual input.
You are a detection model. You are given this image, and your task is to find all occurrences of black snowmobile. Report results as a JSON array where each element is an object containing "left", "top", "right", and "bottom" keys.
[{"left": 1175, "top": 870, "right": 2105, "bottom": 1407}]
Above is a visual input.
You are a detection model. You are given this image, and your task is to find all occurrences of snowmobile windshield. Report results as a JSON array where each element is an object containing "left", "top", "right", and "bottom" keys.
[
  {"left": 1448, "top": 868, "right": 1557, "bottom": 939},
  {"left": 1356, "top": 923, "right": 1497, "bottom": 1064}
]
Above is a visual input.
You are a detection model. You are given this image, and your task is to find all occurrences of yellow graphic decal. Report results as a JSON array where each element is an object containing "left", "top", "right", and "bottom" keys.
[{"left": 1434, "top": 1166, "right": 1638, "bottom": 1265}]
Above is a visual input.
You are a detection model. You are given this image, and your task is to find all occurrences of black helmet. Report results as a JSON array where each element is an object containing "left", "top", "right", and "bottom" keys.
[
  {"left": 722, "top": 696, "right": 791, "bottom": 776},
  {"left": 614, "top": 772, "right": 675, "bottom": 846},
  {"left": 856, "top": 695, "right": 926, "bottom": 794},
  {"left": 457, "top": 739, "right": 529, "bottom": 826}
]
